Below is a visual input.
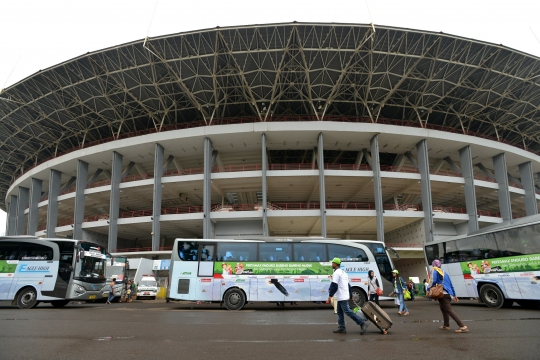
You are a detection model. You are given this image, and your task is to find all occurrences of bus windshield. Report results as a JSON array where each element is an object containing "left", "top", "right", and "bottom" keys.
[{"left": 75, "top": 243, "right": 107, "bottom": 282}]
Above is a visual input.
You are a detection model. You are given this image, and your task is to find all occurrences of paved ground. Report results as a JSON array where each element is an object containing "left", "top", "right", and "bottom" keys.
[{"left": 0, "top": 298, "right": 539, "bottom": 360}]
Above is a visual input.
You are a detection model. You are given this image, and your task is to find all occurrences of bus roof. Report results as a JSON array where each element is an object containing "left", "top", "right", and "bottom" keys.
[
  {"left": 174, "top": 237, "right": 385, "bottom": 244},
  {"left": 425, "top": 213, "right": 540, "bottom": 247}
]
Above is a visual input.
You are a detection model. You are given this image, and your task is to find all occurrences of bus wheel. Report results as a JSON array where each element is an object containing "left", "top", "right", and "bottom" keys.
[
  {"left": 51, "top": 300, "right": 70, "bottom": 308},
  {"left": 351, "top": 287, "right": 367, "bottom": 307},
  {"left": 16, "top": 287, "right": 39, "bottom": 309},
  {"left": 223, "top": 288, "right": 245, "bottom": 310},
  {"left": 479, "top": 284, "right": 505, "bottom": 308}
]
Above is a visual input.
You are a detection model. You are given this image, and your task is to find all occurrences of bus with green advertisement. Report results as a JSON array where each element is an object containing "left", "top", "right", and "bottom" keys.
[
  {"left": 0, "top": 236, "right": 108, "bottom": 308},
  {"left": 424, "top": 214, "right": 540, "bottom": 308},
  {"left": 166, "top": 238, "right": 397, "bottom": 310}
]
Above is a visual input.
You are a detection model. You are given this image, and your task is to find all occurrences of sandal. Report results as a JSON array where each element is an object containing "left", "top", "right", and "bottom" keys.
[
  {"left": 455, "top": 327, "right": 469, "bottom": 333},
  {"left": 402, "top": 312, "right": 409, "bottom": 316},
  {"left": 439, "top": 326, "right": 450, "bottom": 330}
]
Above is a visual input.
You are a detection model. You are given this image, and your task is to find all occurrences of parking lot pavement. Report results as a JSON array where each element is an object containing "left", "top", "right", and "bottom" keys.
[{"left": 1, "top": 298, "right": 539, "bottom": 360}]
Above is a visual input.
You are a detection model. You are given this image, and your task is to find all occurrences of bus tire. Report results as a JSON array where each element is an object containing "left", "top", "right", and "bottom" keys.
[
  {"left": 350, "top": 287, "right": 367, "bottom": 307},
  {"left": 223, "top": 288, "right": 245, "bottom": 310},
  {"left": 51, "top": 300, "right": 70, "bottom": 308},
  {"left": 16, "top": 287, "right": 39, "bottom": 309},
  {"left": 479, "top": 284, "right": 505, "bottom": 308}
]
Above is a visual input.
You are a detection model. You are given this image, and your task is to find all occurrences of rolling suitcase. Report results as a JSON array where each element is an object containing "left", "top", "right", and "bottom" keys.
[{"left": 361, "top": 301, "right": 393, "bottom": 335}]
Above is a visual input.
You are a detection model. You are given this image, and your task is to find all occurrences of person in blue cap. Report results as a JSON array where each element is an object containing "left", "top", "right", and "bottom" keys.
[{"left": 328, "top": 257, "right": 369, "bottom": 335}]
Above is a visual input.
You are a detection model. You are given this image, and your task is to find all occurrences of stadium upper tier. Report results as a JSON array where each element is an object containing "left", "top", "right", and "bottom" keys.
[{"left": 1, "top": 22, "right": 540, "bottom": 208}]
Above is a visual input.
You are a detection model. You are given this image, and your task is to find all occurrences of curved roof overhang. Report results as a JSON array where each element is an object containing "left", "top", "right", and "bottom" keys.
[{"left": 1, "top": 22, "right": 540, "bottom": 209}]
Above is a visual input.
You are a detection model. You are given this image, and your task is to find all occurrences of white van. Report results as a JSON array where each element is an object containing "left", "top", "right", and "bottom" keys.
[{"left": 136, "top": 275, "right": 159, "bottom": 300}]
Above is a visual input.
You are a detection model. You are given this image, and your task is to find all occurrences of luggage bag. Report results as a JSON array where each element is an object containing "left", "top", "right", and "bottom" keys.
[{"left": 361, "top": 300, "right": 393, "bottom": 335}]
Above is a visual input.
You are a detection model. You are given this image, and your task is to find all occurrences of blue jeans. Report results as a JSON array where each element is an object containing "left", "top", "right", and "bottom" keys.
[
  {"left": 107, "top": 292, "right": 115, "bottom": 303},
  {"left": 397, "top": 293, "right": 408, "bottom": 313},
  {"left": 337, "top": 300, "right": 365, "bottom": 330}
]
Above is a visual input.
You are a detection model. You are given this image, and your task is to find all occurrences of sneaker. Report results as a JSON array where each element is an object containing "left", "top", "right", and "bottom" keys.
[
  {"left": 360, "top": 322, "right": 369, "bottom": 335},
  {"left": 333, "top": 328, "right": 347, "bottom": 334}
]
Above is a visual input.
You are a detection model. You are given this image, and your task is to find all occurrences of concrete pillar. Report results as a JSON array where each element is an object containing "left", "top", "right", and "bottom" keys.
[
  {"left": 370, "top": 134, "right": 384, "bottom": 243},
  {"left": 152, "top": 144, "right": 164, "bottom": 251},
  {"left": 459, "top": 146, "right": 479, "bottom": 232},
  {"left": 108, "top": 151, "right": 123, "bottom": 252},
  {"left": 493, "top": 153, "right": 512, "bottom": 221},
  {"left": 318, "top": 133, "right": 327, "bottom": 237},
  {"left": 203, "top": 138, "right": 213, "bottom": 239},
  {"left": 7, "top": 195, "right": 17, "bottom": 236},
  {"left": 74, "top": 160, "right": 89, "bottom": 240},
  {"left": 262, "top": 133, "right": 269, "bottom": 236},
  {"left": 28, "top": 178, "right": 42, "bottom": 235},
  {"left": 46, "top": 169, "right": 62, "bottom": 238},
  {"left": 519, "top": 161, "right": 538, "bottom": 216},
  {"left": 417, "top": 139, "right": 434, "bottom": 243},
  {"left": 16, "top": 187, "right": 29, "bottom": 235}
]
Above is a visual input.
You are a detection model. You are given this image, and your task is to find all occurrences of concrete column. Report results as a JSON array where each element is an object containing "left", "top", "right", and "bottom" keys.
[
  {"left": 262, "top": 133, "right": 269, "bottom": 236},
  {"left": 417, "top": 139, "right": 434, "bottom": 243},
  {"left": 152, "top": 144, "right": 164, "bottom": 251},
  {"left": 203, "top": 138, "right": 213, "bottom": 239},
  {"left": 28, "top": 178, "right": 42, "bottom": 235},
  {"left": 108, "top": 151, "right": 123, "bottom": 252},
  {"left": 318, "top": 133, "right": 327, "bottom": 237},
  {"left": 7, "top": 195, "right": 18, "bottom": 236},
  {"left": 519, "top": 161, "right": 538, "bottom": 216},
  {"left": 493, "top": 153, "right": 512, "bottom": 221},
  {"left": 74, "top": 160, "right": 89, "bottom": 240},
  {"left": 16, "top": 187, "right": 29, "bottom": 235},
  {"left": 46, "top": 169, "right": 62, "bottom": 238},
  {"left": 459, "top": 146, "right": 479, "bottom": 232},
  {"left": 370, "top": 134, "right": 384, "bottom": 243}
]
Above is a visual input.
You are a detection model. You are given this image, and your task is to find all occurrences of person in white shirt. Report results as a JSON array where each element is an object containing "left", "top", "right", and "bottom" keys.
[{"left": 327, "top": 258, "right": 369, "bottom": 335}]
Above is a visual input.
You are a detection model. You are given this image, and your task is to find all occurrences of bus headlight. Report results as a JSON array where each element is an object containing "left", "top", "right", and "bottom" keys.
[{"left": 73, "top": 284, "right": 87, "bottom": 295}]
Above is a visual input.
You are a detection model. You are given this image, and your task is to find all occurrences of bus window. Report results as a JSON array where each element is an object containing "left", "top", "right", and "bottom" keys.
[
  {"left": 425, "top": 244, "right": 440, "bottom": 264},
  {"left": 328, "top": 244, "right": 368, "bottom": 262},
  {"left": 522, "top": 225, "right": 540, "bottom": 254},
  {"left": 216, "top": 242, "right": 257, "bottom": 262},
  {"left": 18, "top": 243, "right": 53, "bottom": 260},
  {"left": 456, "top": 235, "right": 489, "bottom": 261},
  {"left": 200, "top": 245, "right": 215, "bottom": 261},
  {"left": 375, "top": 255, "right": 393, "bottom": 282},
  {"left": 494, "top": 229, "right": 526, "bottom": 257},
  {"left": 443, "top": 240, "right": 459, "bottom": 263},
  {"left": 259, "top": 243, "right": 292, "bottom": 261},
  {"left": 0, "top": 242, "right": 20, "bottom": 260},
  {"left": 293, "top": 243, "right": 327, "bottom": 261},
  {"left": 178, "top": 241, "right": 200, "bottom": 261}
]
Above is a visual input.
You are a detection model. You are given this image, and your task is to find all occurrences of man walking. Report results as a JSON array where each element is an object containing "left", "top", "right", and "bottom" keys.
[{"left": 328, "top": 258, "right": 369, "bottom": 335}]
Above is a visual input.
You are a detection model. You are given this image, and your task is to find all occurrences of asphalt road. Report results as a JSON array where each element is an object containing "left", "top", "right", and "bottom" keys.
[{"left": 0, "top": 298, "right": 539, "bottom": 360}]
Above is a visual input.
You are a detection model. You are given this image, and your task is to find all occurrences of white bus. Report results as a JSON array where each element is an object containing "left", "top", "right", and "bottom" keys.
[
  {"left": 166, "top": 238, "right": 397, "bottom": 310},
  {"left": 424, "top": 214, "right": 540, "bottom": 309},
  {"left": 0, "top": 236, "right": 108, "bottom": 309}
]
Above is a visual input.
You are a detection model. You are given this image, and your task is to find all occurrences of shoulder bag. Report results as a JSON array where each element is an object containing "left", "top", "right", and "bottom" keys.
[{"left": 428, "top": 269, "right": 445, "bottom": 299}]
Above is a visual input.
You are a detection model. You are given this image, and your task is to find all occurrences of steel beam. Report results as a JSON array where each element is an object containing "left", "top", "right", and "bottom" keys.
[
  {"left": 152, "top": 144, "right": 164, "bottom": 251},
  {"left": 519, "top": 161, "right": 538, "bottom": 216},
  {"left": 493, "top": 153, "right": 512, "bottom": 221},
  {"left": 74, "top": 160, "right": 89, "bottom": 240},
  {"left": 28, "top": 178, "right": 42, "bottom": 236},
  {"left": 203, "top": 138, "right": 213, "bottom": 239},
  {"left": 16, "top": 187, "right": 29, "bottom": 235},
  {"left": 371, "top": 135, "right": 384, "bottom": 243},
  {"left": 46, "top": 169, "right": 62, "bottom": 238},
  {"left": 417, "top": 139, "right": 434, "bottom": 243},
  {"left": 7, "top": 195, "right": 17, "bottom": 236},
  {"left": 108, "top": 151, "right": 123, "bottom": 252},
  {"left": 262, "top": 133, "right": 268, "bottom": 236},
  {"left": 318, "top": 133, "right": 327, "bottom": 237},
  {"left": 459, "top": 146, "right": 479, "bottom": 232}
]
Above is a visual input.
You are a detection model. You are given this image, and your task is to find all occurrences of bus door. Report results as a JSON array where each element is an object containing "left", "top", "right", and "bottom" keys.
[
  {"left": 197, "top": 244, "right": 216, "bottom": 301},
  {"left": 0, "top": 241, "right": 20, "bottom": 300}
]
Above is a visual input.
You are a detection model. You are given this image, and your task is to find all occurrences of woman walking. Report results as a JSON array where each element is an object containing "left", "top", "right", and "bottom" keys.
[
  {"left": 389, "top": 270, "right": 409, "bottom": 315},
  {"left": 367, "top": 270, "right": 380, "bottom": 306},
  {"left": 430, "top": 259, "right": 469, "bottom": 333}
]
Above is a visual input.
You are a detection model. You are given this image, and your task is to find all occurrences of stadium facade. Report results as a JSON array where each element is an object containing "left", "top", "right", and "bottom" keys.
[{"left": 2, "top": 23, "right": 540, "bottom": 278}]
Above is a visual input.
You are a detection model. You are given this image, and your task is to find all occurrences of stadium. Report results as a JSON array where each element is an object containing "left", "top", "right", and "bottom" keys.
[{"left": 2, "top": 22, "right": 540, "bottom": 278}]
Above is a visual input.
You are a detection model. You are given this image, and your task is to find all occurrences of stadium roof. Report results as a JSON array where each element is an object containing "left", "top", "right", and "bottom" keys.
[{"left": 1, "top": 22, "right": 540, "bottom": 208}]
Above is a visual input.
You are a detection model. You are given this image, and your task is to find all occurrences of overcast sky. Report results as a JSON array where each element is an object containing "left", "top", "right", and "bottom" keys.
[{"left": 1, "top": 0, "right": 540, "bottom": 232}]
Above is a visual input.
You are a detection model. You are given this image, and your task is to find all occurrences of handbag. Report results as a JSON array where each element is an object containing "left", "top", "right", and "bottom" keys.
[
  {"left": 404, "top": 290, "right": 411, "bottom": 300},
  {"left": 428, "top": 269, "right": 445, "bottom": 299},
  {"left": 375, "top": 287, "right": 383, "bottom": 296},
  {"left": 394, "top": 297, "right": 400, "bottom": 305}
]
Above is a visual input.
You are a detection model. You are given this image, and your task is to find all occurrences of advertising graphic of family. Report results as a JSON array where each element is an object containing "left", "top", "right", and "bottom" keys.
[
  {"left": 221, "top": 262, "right": 245, "bottom": 275},
  {"left": 467, "top": 260, "right": 492, "bottom": 274}
]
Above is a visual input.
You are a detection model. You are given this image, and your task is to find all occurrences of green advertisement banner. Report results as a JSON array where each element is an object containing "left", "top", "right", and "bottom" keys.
[
  {"left": 214, "top": 262, "right": 332, "bottom": 276},
  {"left": 0, "top": 260, "right": 17, "bottom": 274},
  {"left": 460, "top": 254, "right": 540, "bottom": 275}
]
